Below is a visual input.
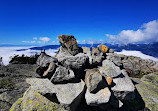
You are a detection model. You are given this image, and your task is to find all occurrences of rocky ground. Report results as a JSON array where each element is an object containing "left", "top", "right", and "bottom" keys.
[
  {"left": 0, "top": 64, "right": 39, "bottom": 111},
  {"left": 0, "top": 35, "right": 158, "bottom": 111}
]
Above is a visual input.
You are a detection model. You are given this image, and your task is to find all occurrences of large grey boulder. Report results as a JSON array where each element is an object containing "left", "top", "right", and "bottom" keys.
[
  {"left": 58, "top": 35, "right": 79, "bottom": 56},
  {"left": 85, "top": 87, "right": 111, "bottom": 106},
  {"left": 91, "top": 47, "right": 104, "bottom": 65},
  {"left": 106, "top": 53, "right": 122, "bottom": 67},
  {"left": 61, "top": 53, "right": 89, "bottom": 69},
  {"left": 26, "top": 78, "right": 85, "bottom": 111},
  {"left": 36, "top": 52, "right": 58, "bottom": 77},
  {"left": 10, "top": 87, "right": 65, "bottom": 111},
  {"left": 50, "top": 66, "right": 75, "bottom": 83},
  {"left": 111, "top": 70, "right": 135, "bottom": 100},
  {"left": 99, "top": 60, "right": 122, "bottom": 78},
  {"left": 36, "top": 52, "right": 58, "bottom": 67},
  {"left": 135, "top": 72, "right": 158, "bottom": 111},
  {"left": 85, "top": 68, "right": 106, "bottom": 93},
  {"left": 55, "top": 46, "right": 72, "bottom": 62}
]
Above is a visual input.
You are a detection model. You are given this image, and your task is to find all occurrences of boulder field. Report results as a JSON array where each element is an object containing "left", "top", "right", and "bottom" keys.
[{"left": 9, "top": 35, "right": 158, "bottom": 111}]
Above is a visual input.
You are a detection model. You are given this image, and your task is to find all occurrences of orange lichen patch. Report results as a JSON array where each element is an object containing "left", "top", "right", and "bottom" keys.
[
  {"left": 43, "top": 62, "right": 54, "bottom": 76},
  {"left": 105, "top": 76, "right": 113, "bottom": 85},
  {"left": 101, "top": 45, "right": 108, "bottom": 52}
]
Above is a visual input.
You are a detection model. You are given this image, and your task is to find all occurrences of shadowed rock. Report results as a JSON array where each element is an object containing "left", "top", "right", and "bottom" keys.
[
  {"left": 50, "top": 66, "right": 75, "bottom": 83},
  {"left": 85, "top": 68, "right": 106, "bottom": 93}
]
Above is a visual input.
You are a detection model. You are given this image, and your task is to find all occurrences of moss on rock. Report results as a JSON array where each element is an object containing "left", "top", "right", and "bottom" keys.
[
  {"left": 10, "top": 87, "right": 64, "bottom": 111},
  {"left": 135, "top": 72, "right": 158, "bottom": 111}
]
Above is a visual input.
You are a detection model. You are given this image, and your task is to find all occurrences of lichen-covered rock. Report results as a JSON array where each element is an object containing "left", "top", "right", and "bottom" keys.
[
  {"left": 97, "top": 45, "right": 109, "bottom": 53},
  {"left": 10, "top": 88, "right": 65, "bottom": 111},
  {"left": 50, "top": 66, "right": 75, "bottom": 83},
  {"left": 85, "top": 68, "right": 106, "bottom": 93},
  {"left": 26, "top": 78, "right": 85, "bottom": 111},
  {"left": 58, "top": 35, "right": 79, "bottom": 56},
  {"left": 111, "top": 70, "right": 135, "bottom": 100},
  {"left": 99, "top": 60, "right": 121, "bottom": 78},
  {"left": 135, "top": 72, "right": 158, "bottom": 111},
  {"left": 85, "top": 87, "right": 111, "bottom": 106}
]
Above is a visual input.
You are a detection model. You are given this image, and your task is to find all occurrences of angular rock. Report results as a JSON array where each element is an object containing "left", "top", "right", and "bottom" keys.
[
  {"left": 85, "top": 68, "right": 106, "bottom": 93},
  {"left": 55, "top": 46, "right": 72, "bottom": 62},
  {"left": 50, "top": 66, "right": 75, "bottom": 83},
  {"left": 36, "top": 52, "right": 58, "bottom": 67},
  {"left": 26, "top": 78, "right": 85, "bottom": 111},
  {"left": 85, "top": 87, "right": 111, "bottom": 106},
  {"left": 106, "top": 53, "right": 122, "bottom": 67},
  {"left": 111, "top": 70, "right": 135, "bottom": 100},
  {"left": 10, "top": 87, "right": 65, "bottom": 111},
  {"left": 58, "top": 35, "right": 79, "bottom": 55},
  {"left": 109, "top": 49, "right": 114, "bottom": 53},
  {"left": 91, "top": 47, "right": 104, "bottom": 65},
  {"left": 99, "top": 60, "right": 122, "bottom": 78},
  {"left": 61, "top": 53, "right": 89, "bottom": 69},
  {"left": 135, "top": 72, "right": 158, "bottom": 111}
]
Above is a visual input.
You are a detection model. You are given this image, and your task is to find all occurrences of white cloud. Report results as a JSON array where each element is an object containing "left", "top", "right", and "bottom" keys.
[
  {"left": 22, "top": 41, "right": 30, "bottom": 43},
  {"left": 33, "top": 37, "right": 37, "bottom": 40},
  {"left": 40, "top": 37, "right": 50, "bottom": 42},
  {"left": 0, "top": 47, "right": 58, "bottom": 65},
  {"left": 22, "top": 41, "right": 36, "bottom": 44},
  {"left": 106, "top": 20, "right": 158, "bottom": 44},
  {"left": 116, "top": 50, "right": 158, "bottom": 61},
  {"left": 31, "top": 41, "right": 36, "bottom": 43}
]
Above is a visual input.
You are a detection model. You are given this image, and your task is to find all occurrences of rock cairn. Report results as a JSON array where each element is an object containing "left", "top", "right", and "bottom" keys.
[{"left": 10, "top": 35, "right": 147, "bottom": 111}]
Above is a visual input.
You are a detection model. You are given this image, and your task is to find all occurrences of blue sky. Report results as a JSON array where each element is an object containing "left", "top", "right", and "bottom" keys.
[{"left": 0, "top": 0, "right": 158, "bottom": 45}]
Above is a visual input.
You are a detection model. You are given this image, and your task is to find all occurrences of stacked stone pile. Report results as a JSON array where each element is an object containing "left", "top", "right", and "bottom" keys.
[{"left": 10, "top": 35, "right": 151, "bottom": 111}]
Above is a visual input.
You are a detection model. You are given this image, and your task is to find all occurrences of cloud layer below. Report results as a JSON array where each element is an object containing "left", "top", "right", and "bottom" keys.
[
  {"left": 106, "top": 20, "right": 158, "bottom": 44},
  {"left": 0, "top": 47, "right": 57, "bottom": 65},
  {"left": 116, "top": 50, "right": 158, "bottom": 61}
]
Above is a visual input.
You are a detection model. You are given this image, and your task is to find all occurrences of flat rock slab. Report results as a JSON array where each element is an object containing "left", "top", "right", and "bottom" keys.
[
  {"left": 26, "top": 78, "right": 85, "bottom": 106},
  {"left": 111, "top": 70, "right": 135, "bottom": 100},
  {"left": 111, "top": 70, "right": 135, "bottom": 92},
  {"left": 85, "top": 87, "right": 111, "bottom": 106},
  {"left": 99, "top": 60, "right": 121, "bottom": 78}
]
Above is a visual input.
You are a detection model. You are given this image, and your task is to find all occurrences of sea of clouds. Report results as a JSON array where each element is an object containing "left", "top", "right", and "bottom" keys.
[
  {"left": 0, "top": 47, "right": 58, "bottom": 65},
  {"left": 0, "top": 47, "right": 158, "bottom": 66},
  {"left": 116, "top": 50, "right": 158, "bottom": 61}
]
